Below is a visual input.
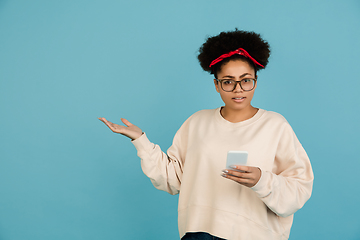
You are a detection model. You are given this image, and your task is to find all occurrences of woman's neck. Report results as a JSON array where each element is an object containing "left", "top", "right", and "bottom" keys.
[{"left": 220, "top": 106, "right": 259, "bottom": 123}]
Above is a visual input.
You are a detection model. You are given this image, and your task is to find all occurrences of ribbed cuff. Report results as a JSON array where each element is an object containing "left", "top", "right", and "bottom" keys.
[
  {"left": 131, "top": 132, "right": 154, "bottom": 152},
  {"left": 251, "top": 170, "right": 272, "bottom": 198}
]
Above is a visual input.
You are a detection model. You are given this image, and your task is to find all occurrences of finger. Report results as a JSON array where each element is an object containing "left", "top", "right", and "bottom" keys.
[
  {"left": 101, "top": 118, "right": 112, "bottom": 127},
  {"left": 230, "top": 165, "right": 251, "bottom": 173},
  {"left": 99, "top": 117, "right": 110, "bottom": 124},
  {"left": 100, "top": 118, "right": 117, "bottom": 131},
  {"left": 98, "top": 117, "right": 110, "bottom": 127},
  {"left": 223, "top": 170, "right": 251, "bottom": 179},
  {"left": 121, "top": 118, "right": 133, "bottom": 127},
  {"left": 222, "top": 173, "right": 252, "bottom": 185}
]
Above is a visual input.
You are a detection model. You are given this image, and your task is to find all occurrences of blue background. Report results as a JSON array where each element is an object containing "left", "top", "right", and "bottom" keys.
[{"left": 1, "top": 0, "right": 359, "bottom": 239}]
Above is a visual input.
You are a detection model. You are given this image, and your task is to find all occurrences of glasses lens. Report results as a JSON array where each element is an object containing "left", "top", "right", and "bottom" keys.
[
  {"left": 221, "top": 80, "right": 236, "bottom": 91},
  {"left": 241, "top": 79, "right": 255, "bottom": 91}
]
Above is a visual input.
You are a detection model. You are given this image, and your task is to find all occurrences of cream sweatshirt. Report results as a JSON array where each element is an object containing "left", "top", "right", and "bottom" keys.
[{"left": 132, "top": 108, "right": 313, "bottom": 240}]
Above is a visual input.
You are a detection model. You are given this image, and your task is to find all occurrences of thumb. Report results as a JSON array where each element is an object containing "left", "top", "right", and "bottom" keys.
[{"left": 121, "top": 118, "right": 133, "bottom": 127}]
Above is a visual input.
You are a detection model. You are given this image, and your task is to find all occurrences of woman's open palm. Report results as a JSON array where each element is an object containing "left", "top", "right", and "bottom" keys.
[{"left": 98, "top": 117, "right": 143, "bottom": 140}]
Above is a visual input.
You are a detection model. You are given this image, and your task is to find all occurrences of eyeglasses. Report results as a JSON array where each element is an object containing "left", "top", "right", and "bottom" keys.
[{"left": 215, "top": 78, "right": 257, "bottom": 92}]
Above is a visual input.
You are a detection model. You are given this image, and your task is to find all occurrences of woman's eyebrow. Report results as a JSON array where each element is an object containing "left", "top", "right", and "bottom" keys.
[
  {"left": 221, "top": 75, "right": 235, "bottom": 79},
  {"left": 239, "top": 73, "right": 252, "bottom": 78}
]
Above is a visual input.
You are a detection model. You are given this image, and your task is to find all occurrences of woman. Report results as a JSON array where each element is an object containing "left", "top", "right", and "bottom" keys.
[{"left": 99, "top": 29, "right": 314, "bottom": 240}]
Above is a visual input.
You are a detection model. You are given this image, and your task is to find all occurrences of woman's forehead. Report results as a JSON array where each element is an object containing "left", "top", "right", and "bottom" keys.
[{"left": 218, "top": 60, "right": 255, "bottom": 77}]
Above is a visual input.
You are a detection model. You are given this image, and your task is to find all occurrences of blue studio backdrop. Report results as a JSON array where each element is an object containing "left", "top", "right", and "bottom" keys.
[{"left": 0, "top": 0, "right": 360, "bottom": 239}]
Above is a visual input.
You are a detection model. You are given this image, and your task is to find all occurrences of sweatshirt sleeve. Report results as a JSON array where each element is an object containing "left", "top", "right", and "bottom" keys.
[
  {"left": 251, "top": 122, "right": 314, "bottom": 218},
  {"left": 131, "top": 119, "right": 189, "bottom": 195}
]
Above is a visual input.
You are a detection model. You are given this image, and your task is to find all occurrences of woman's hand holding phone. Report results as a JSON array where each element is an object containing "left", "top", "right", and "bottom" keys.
[
  {"left": 222, "top": 151, "right": 261, "bottom": 188},
  {"left": 98, "top": 117, "right": 143, "bottom": 140},
  {"left": 222, "top": 166, "right": 261, "bottom": 188}
]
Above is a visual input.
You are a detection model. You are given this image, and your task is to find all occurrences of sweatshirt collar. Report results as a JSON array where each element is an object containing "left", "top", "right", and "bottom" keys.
[{"left": 215, "top": 107, "right": 265, "bottom": 127}]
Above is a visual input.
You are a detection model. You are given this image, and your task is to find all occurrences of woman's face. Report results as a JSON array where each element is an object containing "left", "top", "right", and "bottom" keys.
[{"left": 214, "top": 60, "right": 257, "bottom": 113}]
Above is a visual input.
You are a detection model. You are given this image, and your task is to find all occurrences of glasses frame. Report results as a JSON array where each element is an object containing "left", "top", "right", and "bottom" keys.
[{"left": 215, "top": 78, "right": 257, "bottom": 92}]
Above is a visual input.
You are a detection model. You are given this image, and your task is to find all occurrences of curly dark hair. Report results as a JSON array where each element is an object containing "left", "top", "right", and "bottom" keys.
[{"left": 198, "top": 29, "right": 270, "bottom": 78}]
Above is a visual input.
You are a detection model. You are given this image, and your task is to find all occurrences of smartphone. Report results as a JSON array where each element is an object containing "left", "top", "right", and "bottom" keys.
[{"left": 226, "top": 151, "right": 248, "bottom": 169}]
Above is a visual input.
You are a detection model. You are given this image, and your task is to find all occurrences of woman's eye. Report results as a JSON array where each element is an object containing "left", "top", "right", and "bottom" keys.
[
  {"left": 223, "top": 80, "right": 233, "bottom": 85},
  {"left": 242, "top": 79, "right": 251, "bottom": 83}
]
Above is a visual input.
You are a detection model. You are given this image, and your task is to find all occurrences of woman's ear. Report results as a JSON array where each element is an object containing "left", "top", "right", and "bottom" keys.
[{"left": 214, "top": 79, "right": 220, "bottom": 93}]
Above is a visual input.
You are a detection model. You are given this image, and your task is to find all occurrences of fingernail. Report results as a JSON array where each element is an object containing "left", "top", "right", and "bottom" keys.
[
  {"left": 222, "top": 169, "right": 228, "bottom": 173},
  {"left": 221, "top": 173, "right": 227, "bottom": 178},
  {"left": 230, "top": 165, "right": 237, "bottom": 169}
]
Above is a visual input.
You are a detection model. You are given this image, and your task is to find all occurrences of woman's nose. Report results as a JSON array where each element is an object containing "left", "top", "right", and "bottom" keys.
[{"left": 233, "top": 82, "right": 243, "bottom": 92}]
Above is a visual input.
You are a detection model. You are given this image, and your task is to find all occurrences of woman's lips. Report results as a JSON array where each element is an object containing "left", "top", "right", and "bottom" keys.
[{"left": 232, "top": 97, "right": 245, "bottom": 103}]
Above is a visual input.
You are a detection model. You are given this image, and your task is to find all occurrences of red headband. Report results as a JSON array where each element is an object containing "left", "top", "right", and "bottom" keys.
[{"left": 209, "top": 48, "right": 264, "bottom": 68}]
